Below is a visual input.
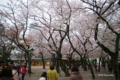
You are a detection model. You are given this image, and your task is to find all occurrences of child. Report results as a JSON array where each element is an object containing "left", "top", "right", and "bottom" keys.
[{"left": 39, "top": 72, "right": 47, "bottom": 80}]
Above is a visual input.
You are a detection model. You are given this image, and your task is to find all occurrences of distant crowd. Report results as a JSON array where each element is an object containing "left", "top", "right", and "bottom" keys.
[
  {"left": 0, "top": 61, "right": 117, "bottom": 80},
  {"left": 0, "top": 61, "right": 119, "bottom": 80},
  {"left": 94, "top": 63, "right": 113, "bottom": 74},
  {"left": 39, "top": 64, "right": 82, "bottom": 80},
  {"left": 0, "top": 62, "right": 83, "bottom": 80},
  {"left": 0, "top": 62, "right": 27, "bottom": 80}
]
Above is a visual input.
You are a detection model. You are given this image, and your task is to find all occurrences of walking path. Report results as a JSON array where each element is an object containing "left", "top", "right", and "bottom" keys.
[{"left": 24, "top": 66, "right": 115, "bottom": 80}]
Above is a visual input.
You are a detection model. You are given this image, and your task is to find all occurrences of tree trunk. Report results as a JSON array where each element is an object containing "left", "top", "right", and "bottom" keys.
[
  {"left": 56, "top": 59, "right": 70, "bottom": 77},
  {"left": 90, "top": 65, "right": 95, "bottom": 79},
  {"left": 69, "top": 58, "right": 72, "bottom": 69},
  {"left": 51, "top": 54, "right": 56, "bottom": 66},
  {"left": 56, "top": 53, "right": 62, "bottom": 73},
  {"left": 98, "top": 57, "right": 101, "bottom": 72},
  {"left": 88, "top": 59, "right": 95, "bottom": 79},
  {"left": 53, "top": 58, "right": 56, "bottom": 66},
  {"left": 81, "top": 57, "right": 84, "bottom": 68},
  {"left": 113, "top": 36, "right": 120, "bottom": 80},
  {"left": 3, "top": 54, "right": 9, "bottom": 65},
  {"left": 56, "top": 60, "right": 60, "bottom": 73},
  {"left": 112, "top": 57, "right": 119, "bottom": 80},
  {"left": 27, "top": 51, "right": 32, "bottom": 77},
  {"left": 24, "top": 54, "right": 27, "bottom": 66},
  {"left": 83, "top": 59, "right": 87, "bottom": 71},
  {"left": 41, "top": 54, "right": 45, "bottom": 69},
  {"left": 4, "top": 59, "right": 8, "bottom": 65},
  {"left": 60, "top": 61, "right": 70, "bottom": 76}
]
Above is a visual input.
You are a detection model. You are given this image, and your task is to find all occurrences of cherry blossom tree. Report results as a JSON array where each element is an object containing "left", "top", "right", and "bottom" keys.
[
  {"left": 0, "top": 0, "right": 35, "bottom": 74},
  {"left": 80, "top": 0, "right": 120, "bottom": 80},
  {"left": 0, "top": 24, "right": 15, "bottom": 64},
  {"left": 31, "top": 0, "right": 98, "bottom": 77},
  {"left": 32, "top": 33, "right": 47, "bottom": 69},
  {"left": 31, "top": 0, "right": 81, "bottom": 76},
  {"left": 1, "top": 0, "right": 119, "bottom": 79}
]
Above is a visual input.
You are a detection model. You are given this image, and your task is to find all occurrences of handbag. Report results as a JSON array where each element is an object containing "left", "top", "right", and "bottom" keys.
[{"left": 49, "top": 70, "right": 56, "bottom": 80}]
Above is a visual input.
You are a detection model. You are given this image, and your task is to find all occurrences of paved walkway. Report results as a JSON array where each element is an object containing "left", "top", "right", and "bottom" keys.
[{"left": 24, "top": 66, "right": 115, "bottom": 80}]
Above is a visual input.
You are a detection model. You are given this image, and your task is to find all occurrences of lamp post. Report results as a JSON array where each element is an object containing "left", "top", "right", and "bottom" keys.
[{"left": 28, "top": 47, "right": 34, "bottom": 77}]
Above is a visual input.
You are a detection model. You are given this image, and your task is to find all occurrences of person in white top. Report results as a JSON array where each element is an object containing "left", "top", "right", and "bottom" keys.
[
  {"left": 39, "top": 72, "right": 47, "bottom": 80},
  {"left": 12, "top": 66, "right": 18, "bottom": 80}
]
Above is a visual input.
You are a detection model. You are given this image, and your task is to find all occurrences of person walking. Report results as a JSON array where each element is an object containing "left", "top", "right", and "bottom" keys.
[
  {"left": 109, "top": 65, "right": 112, "bottom": 74},
  {"left": 12, "top": 66, "right": 18, "bottom": 80},
  {"left": 19, "top": 65, "right": 27, "bottom": 80},
  {"left": 70, "top": 65, "right": 82, "bottom": 80},
  {"left": 17, "top": 63, "right": 21, "bottom": 75},
  {"left": 94, "top": 65, "right": 97, "bottom": 73},
  {"left": 47, "top": 65, "right": 58, "bottom": 80},
  {"left": 39, "top": 72, "right": 47, "bottom": 80},
  {"left": 1, "top": 67, "right": 14, "bottom": 80}
]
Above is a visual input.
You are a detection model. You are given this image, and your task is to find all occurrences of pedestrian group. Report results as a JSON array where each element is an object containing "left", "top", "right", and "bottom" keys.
[
  {"left": 0, "top": 62, "right": 83, "bottom": 80},
  {"left": 0, "top": 62, "right": 27, "bottom": 80},
  {"left": 39, "top": 65, "right": 82, "bottom": 80}
]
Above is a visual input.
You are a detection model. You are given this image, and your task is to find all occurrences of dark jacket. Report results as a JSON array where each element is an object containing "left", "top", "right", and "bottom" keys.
[
  {"left": 70, "top": 72, "right": 82, "bottom": 80},
  {"left": 109, "top": 66, "right": 112, "bottom": 71}
]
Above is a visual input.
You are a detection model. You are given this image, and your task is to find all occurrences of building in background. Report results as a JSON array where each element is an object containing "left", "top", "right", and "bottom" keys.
[{"left": 29, "top": 23, "right": 39, "bottom": 32}]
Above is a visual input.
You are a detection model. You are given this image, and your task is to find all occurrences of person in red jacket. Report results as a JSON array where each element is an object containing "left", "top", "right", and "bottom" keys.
[{"left": 19, "top": 65, "right": 27, "bottom": 80}]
